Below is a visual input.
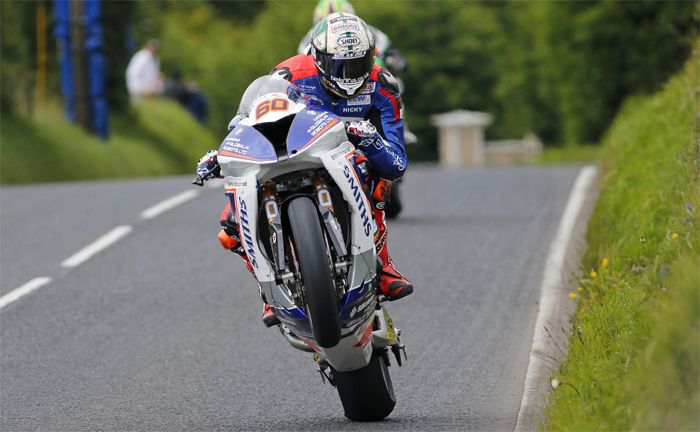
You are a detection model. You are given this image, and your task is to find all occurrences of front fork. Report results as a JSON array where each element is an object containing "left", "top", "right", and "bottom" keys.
[
  {"left": 312, "top": 174, "right": 347, "bottom": 260},
  {"left": 261, "top": 183, "right": 285, "bottom": 273},
  {"left": 261, "top": 175, "right": 347, "bottom": 281}
]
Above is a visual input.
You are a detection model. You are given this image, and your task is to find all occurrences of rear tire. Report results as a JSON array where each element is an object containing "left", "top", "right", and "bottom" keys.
[
  {"left": 333, "top": 351, "right": 396, "bottom": 421},
  {"left": 287, "top": 197, "right": 341, "bottom": 348},
  {"left": 385, "top": 181, "right": 402, "bottom": 219}
]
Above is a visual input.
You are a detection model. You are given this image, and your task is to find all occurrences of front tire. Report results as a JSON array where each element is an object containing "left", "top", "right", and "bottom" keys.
[
  {"left": 333, "top": 350, "right": 396, "bottom": 421},
  {"left": 287, "top": 197, "right": 341, "bottom": 348}
]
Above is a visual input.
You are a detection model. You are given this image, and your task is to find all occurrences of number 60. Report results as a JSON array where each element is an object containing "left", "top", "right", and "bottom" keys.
[{"left": 256, "top": 98, "right": 289, "bottom": 119}]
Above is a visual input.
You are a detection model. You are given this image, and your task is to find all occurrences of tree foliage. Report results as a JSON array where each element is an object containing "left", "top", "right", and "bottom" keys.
[
  {"left": 1, "top": 1, "right": 37, "bottom": 114},
  {"left": 2, "top": 0, "right": 696, "bottom": 152}
]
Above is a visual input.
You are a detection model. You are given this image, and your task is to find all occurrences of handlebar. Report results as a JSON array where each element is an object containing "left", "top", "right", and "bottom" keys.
[{"left": 192, "top": 162, "right": 221, "bottom": 187}]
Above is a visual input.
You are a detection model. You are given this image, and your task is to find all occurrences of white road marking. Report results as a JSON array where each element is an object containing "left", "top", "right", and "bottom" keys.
[
  {"left": 514, "top": 166, "right": 598, "bottom": 431},
  {"left": 2, "top": 187, "right": 205, "bottom": 309},
  {"left": 0, "top": 277, "right": 52, "bottom": 310},
  {"left": 61, "top": 225, "right": 133, "bottom": 268},
  {"left": 140, "top": 189, "right": 200, "bottom": 219}
]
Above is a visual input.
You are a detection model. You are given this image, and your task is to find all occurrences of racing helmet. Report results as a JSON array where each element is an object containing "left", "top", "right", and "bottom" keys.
[
  {"left": 313, "top": 0, "right": 355, "bottom": 24},
  {"left": 310, "top": 13, "right": 376, "bottom": 99}
]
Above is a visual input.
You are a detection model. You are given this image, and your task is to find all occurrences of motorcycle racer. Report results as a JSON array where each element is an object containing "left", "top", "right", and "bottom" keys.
[{"left": 199, "top": 13, "right": 413, "bottom": 326}]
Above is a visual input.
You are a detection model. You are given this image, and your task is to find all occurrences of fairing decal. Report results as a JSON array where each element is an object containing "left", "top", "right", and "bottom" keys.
[
  {"left": 287, "top": 108, "right": 341, "bottom": 157},
  {"left": 218, "top": 125, "right": 277, "bottom": 164}
]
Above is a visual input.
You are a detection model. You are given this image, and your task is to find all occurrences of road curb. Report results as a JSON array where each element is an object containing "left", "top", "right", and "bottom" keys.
[{"left": 514, "top": 166, "right": 599, "bottom": 431}]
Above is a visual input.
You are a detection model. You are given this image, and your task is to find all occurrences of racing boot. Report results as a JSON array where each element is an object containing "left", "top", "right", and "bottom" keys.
[
  {"left": 373, "top": 206, "right": 414, "bottom": 301},
  {"left": 218, "top": 205, "right": 243, "bottom": 253},
  {"left": 219, "top": 204, "right": 281, "bottom": 327}
]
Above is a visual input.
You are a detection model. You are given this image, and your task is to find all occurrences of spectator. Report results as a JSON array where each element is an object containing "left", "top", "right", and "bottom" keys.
[
  {"left": 125, "top": 39, "right": 163, "bottom": 100},
  {"left": 163, "top": 70, "right": 209, "bottom": 124}
]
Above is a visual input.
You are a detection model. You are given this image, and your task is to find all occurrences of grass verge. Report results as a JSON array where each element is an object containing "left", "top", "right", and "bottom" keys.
[
  {"left": 1, "top": 99, "right": 217, "bottom": 184},
  {"left": 537, "top": 144, "right": 602, "bottom": 165},
  {"left": 544, "top": 56, "right": 699, "bottom": 430}
]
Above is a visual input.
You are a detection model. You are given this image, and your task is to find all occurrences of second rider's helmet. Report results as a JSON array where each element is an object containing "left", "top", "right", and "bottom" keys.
[
  {"left": 310, "top": 13, "right": 376, "bottom": 99},
  {"left": 313, "top": 0, "right": 355, "bottom": 24}
]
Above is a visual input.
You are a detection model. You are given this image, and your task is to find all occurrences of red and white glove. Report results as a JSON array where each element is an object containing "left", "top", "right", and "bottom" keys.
[{"left": 345, "top": 120, "right": 379, "bottom": 147}]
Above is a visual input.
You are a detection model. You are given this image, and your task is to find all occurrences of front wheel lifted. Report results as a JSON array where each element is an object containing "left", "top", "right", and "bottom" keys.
[
  {"left": 287, "top": 197, "right": 341, "bottom": 348},
  {"left": 333, "top": 350, "right": 396, "bottom": 421}
]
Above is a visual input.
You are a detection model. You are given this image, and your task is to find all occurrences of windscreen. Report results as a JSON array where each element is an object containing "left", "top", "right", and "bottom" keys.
[{"left": 237, "top": 76, "right": 304, "bottom": 117}]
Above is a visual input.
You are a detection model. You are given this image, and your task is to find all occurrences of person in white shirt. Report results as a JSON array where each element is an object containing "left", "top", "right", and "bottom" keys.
[{"left": 125, "top": 40, "right": 163, "bottom": 100}]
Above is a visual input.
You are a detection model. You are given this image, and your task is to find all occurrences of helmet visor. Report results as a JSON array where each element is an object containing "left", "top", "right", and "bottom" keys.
[{"left": 316, "top": 50, "right": 374, "bottom": 80}]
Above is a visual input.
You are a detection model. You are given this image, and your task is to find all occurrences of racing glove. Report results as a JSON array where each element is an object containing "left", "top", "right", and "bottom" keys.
[
  {"left": 345, "top": 120, "right": 379, "bottom": 147},
  {"left": 196, "top": 150, "right": 222, "bottom": 179},
  {"left": 346, "top": 120, "right": 407, "bottom": 180}
]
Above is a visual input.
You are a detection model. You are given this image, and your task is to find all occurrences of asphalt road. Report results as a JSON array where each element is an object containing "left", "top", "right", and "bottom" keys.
[{"left": 1, "top": 165, "right": 583, "bottom": 431}]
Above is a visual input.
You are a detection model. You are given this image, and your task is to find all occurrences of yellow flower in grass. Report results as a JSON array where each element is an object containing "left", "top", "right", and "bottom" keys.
[
  {"left": 671, "top": 232, "right": 679, "bottom": 240},
  {"left": 601, "top": 258, "right": 609, "bottom": 267},
  {"left": 568, "top": 292, "right": 577, "bottom": 299},
  {"left": 590, "top": 270, "right": 598, "bottom": 278}
]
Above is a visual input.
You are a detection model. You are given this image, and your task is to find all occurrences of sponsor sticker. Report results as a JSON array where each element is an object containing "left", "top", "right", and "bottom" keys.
[
  {"left": 342, "top": 106, "right": 364, "bottom": 114},
  {"left": 329, "top": 143, "right": 353, "bottom": 160},
  {"left": 238, "top": 197, "right": 258, "bottom": 268},
  {"left": 343, "top": 164, "right": 373, "bottom": 237},
  {"left": 306, "top": 112, "right": 335, "bottom": 136},
  {"left": 361, "top": 82, "right": 376, "bottom": 94},
  {"left": 332, "top": 51, "right": 366, "bottom": 60},
  {"left": 347, "top": 94, "right": 371, "bottom": 106},
  {"left": 330, "top": 16, "right": 359, "bottom": 25},
  {"left": 225, "top": 178, "right": 248, "bottom": 188},
  {"left": 331, "top": 22, "right": 361, "bottom": 32},
  {"left": 221, "top": 139, "right": 251, "bottom": 156},
  {"left": 350, "top": 296, "right": 374, "bottom": 318}
]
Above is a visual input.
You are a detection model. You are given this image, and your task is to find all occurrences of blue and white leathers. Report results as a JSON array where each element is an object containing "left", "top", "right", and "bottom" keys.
[{"left": 273, "top": 54, "right": 407, "bottom": 180}]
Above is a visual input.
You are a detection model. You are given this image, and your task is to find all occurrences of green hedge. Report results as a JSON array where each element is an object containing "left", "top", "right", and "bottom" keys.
[
  {"left": 1, "top": 100, "right": 216, "bottom": 184},
  {"left": 544, "top": 54, "right": 699, "bottom": 430}
]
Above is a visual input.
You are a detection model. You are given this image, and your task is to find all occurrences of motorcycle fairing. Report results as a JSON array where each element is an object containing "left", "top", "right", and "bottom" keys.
[
  {"left": 338, "top": 280, "right": 376, "bottom": 329},
  {"left": 224, "top": 176, "right": 276, "bottom": 284},
  {"left": 218, "top": 95, "right": 391, "bottom": 372},
  {"left": 286, "top": 108, "right": 342, "bottom": 158},
  {"left": 218, "top": 125, "right": 277, "bottom": 164}
]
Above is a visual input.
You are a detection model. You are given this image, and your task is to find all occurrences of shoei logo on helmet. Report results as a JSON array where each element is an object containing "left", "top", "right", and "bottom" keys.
[{"left": 337, "top": 34, "right": 360, "bottom": 47}]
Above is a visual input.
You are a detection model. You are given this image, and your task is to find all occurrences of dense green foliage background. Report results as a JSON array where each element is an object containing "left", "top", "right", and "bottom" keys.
[
  {"left": 2, "top": 0, "right": 696, "bottom": 158},
  {"left": 138, "top": 0, "right": 697, "bottom": 151}
]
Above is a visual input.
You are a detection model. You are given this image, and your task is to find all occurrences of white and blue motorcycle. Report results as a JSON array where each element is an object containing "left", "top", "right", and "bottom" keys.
[{"left": 194, "top": 76, "right": 406, "bottom": 421}]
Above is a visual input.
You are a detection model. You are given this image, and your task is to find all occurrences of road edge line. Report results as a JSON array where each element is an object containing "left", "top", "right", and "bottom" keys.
[
  {"left": 514, "top": 165, "right": 598, "bottom": 431},
  {"left": 0, "top": 277, "right": 53, "bottom": 310}
]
